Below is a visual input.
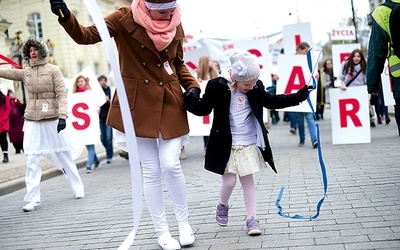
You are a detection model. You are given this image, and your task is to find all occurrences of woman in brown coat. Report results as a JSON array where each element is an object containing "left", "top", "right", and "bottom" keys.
[{"left": 50, "top": 0, "right": 200, "bottom": 249}]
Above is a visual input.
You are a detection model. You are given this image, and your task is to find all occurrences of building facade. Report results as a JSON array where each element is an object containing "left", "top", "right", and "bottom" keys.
[{"left": 0, "top": 0, "right": 130, "bottom": 101}]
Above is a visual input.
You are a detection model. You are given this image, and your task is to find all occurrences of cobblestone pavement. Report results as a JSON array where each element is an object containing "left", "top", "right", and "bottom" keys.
[{"left": 1, "top": 111, "right": 399, "bottom": 249}]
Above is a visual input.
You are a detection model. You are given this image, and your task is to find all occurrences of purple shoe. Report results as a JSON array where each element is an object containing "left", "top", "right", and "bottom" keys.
[
  {"left": 216, "top": 203, "right": 229, "bottom": 226},
  {"left": 246, "top": 217, "right": 262, "bottom": 236}
]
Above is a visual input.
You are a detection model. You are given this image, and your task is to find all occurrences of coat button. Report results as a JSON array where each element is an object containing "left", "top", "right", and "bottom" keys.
[
  {"left": 165, "top": 49, "right": 168, "bottom": 53},
  {"left": 144, "top": 79, "right": 149, "bottom": 84},
  {"left": 141, "top": 45, "right": 145, "bottom": 49},
  {"left": 157, "top": 63, "right": 161, "bottom": 67},
  {"left": 158, "top": 82, "right": 163, "bottom": 86},
  {"left": 142, "top": 62, "right": 146, "bottom": 66}
]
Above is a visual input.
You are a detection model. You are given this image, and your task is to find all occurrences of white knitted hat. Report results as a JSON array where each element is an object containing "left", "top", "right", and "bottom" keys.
[
  {"left": 145, "top": 0, "right": 177, "bottom": 10},
  {"left": 229, "top": 50, "right": 260, "bottom": 82}
]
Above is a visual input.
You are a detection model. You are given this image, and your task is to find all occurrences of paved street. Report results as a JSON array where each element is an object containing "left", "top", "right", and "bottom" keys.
[{"left": 1, "top": 110, "right": 400, "bottom": 249}]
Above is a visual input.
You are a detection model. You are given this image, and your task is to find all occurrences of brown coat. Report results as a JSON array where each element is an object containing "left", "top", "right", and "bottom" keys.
[{"left": 60, "top": 6, "right": 199, "bottom": 139}]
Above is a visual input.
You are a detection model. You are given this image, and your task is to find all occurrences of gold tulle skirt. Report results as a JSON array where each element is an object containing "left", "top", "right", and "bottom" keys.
[{"left": 225, "top": 144, "right": 266, "bottom": 177}]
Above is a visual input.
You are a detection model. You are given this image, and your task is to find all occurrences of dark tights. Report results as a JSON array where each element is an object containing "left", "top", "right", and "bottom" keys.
[
  {"left": 0, "top": 131, "right": 8, "bottom": 152},
  {"left": 13, "top": 141, "right": 24, "bottom": 154}
]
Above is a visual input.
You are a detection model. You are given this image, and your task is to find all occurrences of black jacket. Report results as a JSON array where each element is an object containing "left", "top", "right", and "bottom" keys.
[
  {"left": 190, "top": 77, "right": 303, "bottom": 175},
  {"left": 99, "top": 86, "right": 111, "bottom": 122}
]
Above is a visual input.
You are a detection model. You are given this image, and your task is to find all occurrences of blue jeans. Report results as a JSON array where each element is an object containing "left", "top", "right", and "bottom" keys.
[
  {"left": 297, "top": 112, "right": 317, "bottom": 142},
  {"left": 288, "top": 112, "right": 298, "bottom": 129},
  {"left": 86, "top": 144, "right": 99, "bottom": 167},
  {"left": 99, "top": 120, "right": 114, "bottom": 160}
]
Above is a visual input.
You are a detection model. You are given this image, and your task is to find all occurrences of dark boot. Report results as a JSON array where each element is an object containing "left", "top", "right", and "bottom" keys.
[{"left": 2, "top": 153, "right": 8, "bottom": 163}]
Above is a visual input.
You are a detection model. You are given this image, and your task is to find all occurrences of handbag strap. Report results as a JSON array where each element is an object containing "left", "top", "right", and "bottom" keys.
[{"left": 345, "top": 70, "right": 362, "bottom": 87}]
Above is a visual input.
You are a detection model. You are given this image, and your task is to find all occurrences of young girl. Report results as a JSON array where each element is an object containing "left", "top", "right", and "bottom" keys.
[
  {"left": 338, "top": 49, "right": 373, "bottom": 125},
  {"left": 338, "top": 49, "right": 367, "bottom": 90},
  {"left": 184, "top": 50, "right": 310, "bottom": 236},
  {"left": 72, "top": 75, "right": 100, "bottom": 173}
]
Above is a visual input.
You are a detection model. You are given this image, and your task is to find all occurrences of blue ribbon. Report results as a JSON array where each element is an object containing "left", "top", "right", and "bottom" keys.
[{"left": 275, "top": 48, "right": 328, "bottom": 220}]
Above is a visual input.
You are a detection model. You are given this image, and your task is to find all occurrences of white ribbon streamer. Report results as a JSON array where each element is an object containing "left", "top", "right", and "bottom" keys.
[{"left": 82, "top": 1, "right": 143, "bottom": 249}]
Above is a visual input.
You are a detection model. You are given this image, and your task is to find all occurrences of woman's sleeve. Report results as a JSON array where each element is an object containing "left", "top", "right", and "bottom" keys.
[
  {"left": 0, "top": 68, "right": 24, "bottom": 81},
  {"left": 53, "top": 66, "right": 68, "bottom": 119}
]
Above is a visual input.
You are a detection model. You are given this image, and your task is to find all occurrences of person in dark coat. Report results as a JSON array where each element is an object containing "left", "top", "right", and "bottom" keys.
[
  {"left": 0, "top": 90, "right": 11, "bottom": 163},
  {"left": 184, "top": 49, "right": 311, "bottom": 236},
  {"left": 7, "top": 89, "right": 24, "bottom": 154}
]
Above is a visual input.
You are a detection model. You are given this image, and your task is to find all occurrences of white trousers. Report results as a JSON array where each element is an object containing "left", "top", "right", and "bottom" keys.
[
  {"left": 24, "top": 151, "right": 84, "bottom": 204},
  {"left": 137, "top": 134, "right": 188, "bottom": 236}
]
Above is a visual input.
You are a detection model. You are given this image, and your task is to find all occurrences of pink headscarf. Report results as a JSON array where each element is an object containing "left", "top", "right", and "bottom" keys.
[{"left": 132, "top": 0, "right": 181, "bottom": 51}]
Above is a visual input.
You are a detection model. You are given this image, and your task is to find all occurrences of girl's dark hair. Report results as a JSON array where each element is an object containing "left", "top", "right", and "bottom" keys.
[
  {"left": 342, "top": 49, "right": 367, "bottom": 75},
  {"left": 0, "top": 91, "right": 5, "bottom": 106},
  {"left": 323, "top": 59, "right": 332, "bottom": 73}
]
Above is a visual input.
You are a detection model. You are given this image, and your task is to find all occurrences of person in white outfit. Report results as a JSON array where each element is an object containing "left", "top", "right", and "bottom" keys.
[
  {"left": 50, "top": 0, "right": 200, "bottom": 248},
  {"left": 0, "top": 37, "right": 85, "bottom": 212}
]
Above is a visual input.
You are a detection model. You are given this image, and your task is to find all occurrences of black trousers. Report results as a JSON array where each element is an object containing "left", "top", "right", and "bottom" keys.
[
  {"left": 0, "top": 131, "right": 8, "bottom": 152},
  {"left": 13, "top": 141, "right": 24, "bottom": 153}
]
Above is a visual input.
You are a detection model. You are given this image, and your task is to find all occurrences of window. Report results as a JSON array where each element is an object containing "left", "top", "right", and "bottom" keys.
[
  {"left": 77, "top": 62, "right": 84, "bottom": 73},
  {"left": 94, "top": 63, "right": 99, "bottom": 76},
  {"left": 27, "top": 13, "right": 43, "bottom": 39}
]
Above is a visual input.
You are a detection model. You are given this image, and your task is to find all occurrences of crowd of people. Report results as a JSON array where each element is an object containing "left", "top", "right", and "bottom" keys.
[{"left": 0, "top": 0, "right": 397, "bottom": 249}]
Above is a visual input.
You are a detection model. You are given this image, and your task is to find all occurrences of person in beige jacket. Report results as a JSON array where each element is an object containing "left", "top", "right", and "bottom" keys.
[
  {"left": 0, "top": 37, "right": 85, "bottom": 212},
  {"left": 50, "top": 0, "right": 200, "bottom": 249}
]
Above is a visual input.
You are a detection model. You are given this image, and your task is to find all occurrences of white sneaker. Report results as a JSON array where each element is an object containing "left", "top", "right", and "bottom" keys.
[
  {"left": 179, "top": 148, "right": 187, "bottom": 160},
  {"left": 75, "top": 191, "right": 85, "bottom": 199},
  {"left": 22, "top": 202, "right": 40, "bottom": 212},
  {"left": 158, "top": 232, "right": 181, "bottom": 250},
  {"left": 179, "top": 223, "right": 195, "bottom": 246}
]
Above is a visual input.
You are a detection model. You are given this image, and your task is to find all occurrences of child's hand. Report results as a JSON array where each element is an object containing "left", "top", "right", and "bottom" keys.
[
  {"left": 296, "top": 85, "right": 312, "bottom": 102},
  {"left": 183, "top": 88, "right": 202, "bottom": 112}
]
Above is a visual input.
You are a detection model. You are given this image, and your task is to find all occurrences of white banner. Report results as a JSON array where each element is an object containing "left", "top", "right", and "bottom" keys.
[
  {"left": 282, "top": 22, "right": 314, "bottom": 55},
  {"left": 184, "top": 37, "right": 272, "bottom": 84},
  {"left": 331, "top": 26, "right": 356, "bottom": 41},
  {"left": 329, "top": 86, "right": 371, "bottom": 144},
  {"left": 276, "top": 54, "right": 317, "bottom": 112},
  {"left": 187, "top": 80, "right": 213, "bottom": 136},
  {"left": 83, "top": 0, "right": 143, "bottom": 249},
  {"left": 381, "top": 62, "right": 396, "bottom": 106},
  {"left": 67, "top": 91, "right": 101, "bottom": 146}
]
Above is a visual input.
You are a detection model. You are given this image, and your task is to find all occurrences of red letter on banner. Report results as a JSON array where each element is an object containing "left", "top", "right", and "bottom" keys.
[
  {"left": 203, "top": 115, "right": 210, "bottom": 124},
  {"left": 72, "top": 103, "right": 90, "bottom": 130},
  {"left": 284, "top": 66, "right": 306, "bottom": 94},
  {"left": 339, "top": 53, "right": 351, "bottom": 63},
  {"left": 294, "top": 34, "right": 301, "bottom": 47},
  {"left": 248, "top": 49, "right": 263, "bottom": 69},
  {"left": 339, "top": 98, "right": 362, "bottom": 127}
]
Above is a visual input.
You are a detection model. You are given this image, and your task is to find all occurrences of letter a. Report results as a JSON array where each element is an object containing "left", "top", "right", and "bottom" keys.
[{"left": 284, "top": 66, "right": 306, "bottom": 94}]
